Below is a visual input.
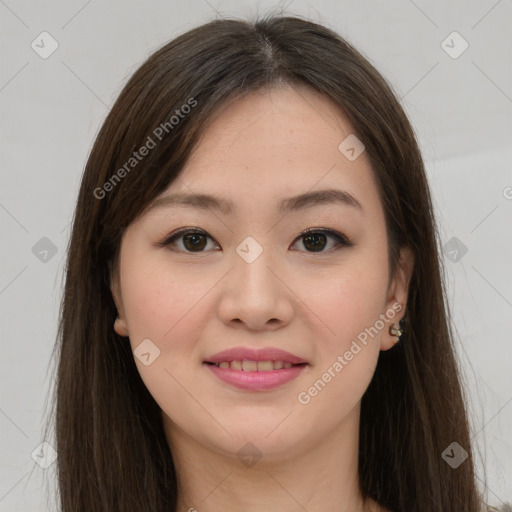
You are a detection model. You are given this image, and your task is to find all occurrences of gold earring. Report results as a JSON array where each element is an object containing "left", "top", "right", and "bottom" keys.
[{"left": 388, "top": 322, "right": 403, "bottom": 345}]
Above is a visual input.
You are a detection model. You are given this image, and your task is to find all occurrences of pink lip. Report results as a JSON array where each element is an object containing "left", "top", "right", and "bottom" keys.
[
  {"left": 205, "top": 363, "right": 307, "bottom": 391},
  {"left": 203, "top": 346, "right": 308, "bottom": 391},
  {"left": 204, "top": 347, "right": 307, "bottom": 365}
]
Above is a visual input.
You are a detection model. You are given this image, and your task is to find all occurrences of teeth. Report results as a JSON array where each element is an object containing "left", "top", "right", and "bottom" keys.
[
  {"left": 242, "top": 360, "right": 257, "bottom": 371},
  {"left": 257, "top": 360, "right": 274, "bottom": 371},
  {"left": 211, "top": 360, "right": 298, "bottom": 371},
  {"left": 231, "top": 360, "right": 243, "bottom": 371}
]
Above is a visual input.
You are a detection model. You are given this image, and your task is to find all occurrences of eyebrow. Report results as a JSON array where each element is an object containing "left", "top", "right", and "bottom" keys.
[{"left": 146, "top": 188, "right": 363, "bottom": 215}]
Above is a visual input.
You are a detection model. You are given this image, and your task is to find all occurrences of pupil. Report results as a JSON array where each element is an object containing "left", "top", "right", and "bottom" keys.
[
  {"left": 184, "top": 233, "right": 206, "bottom": 251},
  {"left": 304, "top": 233, "right": 326, "bottom": 252}
]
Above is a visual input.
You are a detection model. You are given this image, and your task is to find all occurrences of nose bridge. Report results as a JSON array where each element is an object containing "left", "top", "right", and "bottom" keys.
[
  {"left": 232, "top": 234, "right": 278, "bottom": 294},
  {"left": 217, "top": 233, "right": 293, "bottom": 329}
]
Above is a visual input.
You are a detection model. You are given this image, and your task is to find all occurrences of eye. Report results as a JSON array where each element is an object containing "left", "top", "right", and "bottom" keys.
[
  {"left": 290, "top": 228, "right": 352, "bottom": 253},
  {"left": 159, "top": 228, "right": 219, "bottom": 253},
  {"left": 158, "top": 227, "right": 352, "bottom": 254}
]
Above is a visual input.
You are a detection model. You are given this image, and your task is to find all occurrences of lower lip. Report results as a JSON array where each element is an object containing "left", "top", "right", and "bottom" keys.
[{"left": 204, "top": 363, "right": 307, "bottom": 391}]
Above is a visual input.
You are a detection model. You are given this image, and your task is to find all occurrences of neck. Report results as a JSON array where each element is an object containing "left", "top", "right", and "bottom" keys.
[{"left": 164, "top": 404, "right": 378, "bottom": 512}]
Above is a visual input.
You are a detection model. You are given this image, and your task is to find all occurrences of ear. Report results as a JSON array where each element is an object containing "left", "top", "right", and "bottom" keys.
[
  {"left": 110, "top": 263, "right": 129, "bottom": 337},
  {"left": 380, "top": 246, "right": 414, "bottom": 351}
]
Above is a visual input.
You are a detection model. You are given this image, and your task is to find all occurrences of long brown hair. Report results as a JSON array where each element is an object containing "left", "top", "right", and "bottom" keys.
[{"left": 41, "top": 14, "right": 482, "bottom": 511}]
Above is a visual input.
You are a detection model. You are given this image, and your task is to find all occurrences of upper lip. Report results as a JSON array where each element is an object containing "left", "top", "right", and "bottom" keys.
[{"left": 204, "top": 347, "right": 308, "bottom": 365}]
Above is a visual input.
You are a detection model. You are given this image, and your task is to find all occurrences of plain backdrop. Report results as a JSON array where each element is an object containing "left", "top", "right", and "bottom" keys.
[{"left": 1, "top": 1, "right": 511, "bottom": 510}]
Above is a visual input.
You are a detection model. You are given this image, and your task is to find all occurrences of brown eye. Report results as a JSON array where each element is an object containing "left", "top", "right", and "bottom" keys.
[
  {"left": 158, "top": 227, "right": 351, "bottom": 254},
  {"left": 160, "top": 229, "right": 218, "bottom": 253},
  {"left": 182, "top": 232, "right": 208, "bottom": 251},
  {"left": 302, "top": 232, "right": 328, "bottom": 252},
  {"left": 291, "top": 229, "right": 351, "bottom": 253}
]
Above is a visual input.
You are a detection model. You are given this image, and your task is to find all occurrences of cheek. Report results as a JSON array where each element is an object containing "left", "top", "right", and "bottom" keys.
[
  {"left": 118, "top": 256, "right": 218, "bottom": 429},
  {"left": 294, "top": 274, "right": 386, "bottom": 425},
  {"left": 122, "top": 266, "right": 210, "bottom": 350},
  {"left": 297, "top": 247, "right": 389, "bottom": 407},
  {"left": 307, "top": 252, "right": 389, "bottom": 346}
]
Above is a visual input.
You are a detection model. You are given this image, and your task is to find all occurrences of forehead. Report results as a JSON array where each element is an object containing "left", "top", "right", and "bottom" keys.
[
  {"left": 154, "top": 85, "right": 381, "bottom": 216},
  {"left": 187, "top": 85, "right": 355, "bottom": 167}
]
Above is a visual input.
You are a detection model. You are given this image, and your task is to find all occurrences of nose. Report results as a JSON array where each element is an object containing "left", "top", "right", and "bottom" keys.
[{"left": 216, "top": 242, "right": 294, "bottom": 331}]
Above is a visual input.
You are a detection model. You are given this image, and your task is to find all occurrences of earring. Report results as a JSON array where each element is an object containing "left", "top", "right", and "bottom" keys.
[
  {"left": 388, "top": 322, "right": 403, "bottom": 345},
  {"left": 114, "top": 317, "right": 128, "bottom": 337}
]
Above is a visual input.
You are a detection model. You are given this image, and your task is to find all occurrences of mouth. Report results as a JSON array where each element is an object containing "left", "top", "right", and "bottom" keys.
[
  {"left": 203, "top": 359, "right": 309, "bottom": 391},
  {"left": 204, "top": 360, "right": 308, "bottom": 371},
  {"left": 203, "top": 347, "right": 309, "bottom": 390}
]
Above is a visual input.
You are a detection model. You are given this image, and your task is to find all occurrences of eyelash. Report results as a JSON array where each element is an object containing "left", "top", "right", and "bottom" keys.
[{"left": 157, "top": 227, "right": 353, "bottom": 254}]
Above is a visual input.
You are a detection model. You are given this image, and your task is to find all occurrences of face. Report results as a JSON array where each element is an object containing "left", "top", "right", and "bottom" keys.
[{"left": 111, "top": 84, "right": 413, "bottom": 463}]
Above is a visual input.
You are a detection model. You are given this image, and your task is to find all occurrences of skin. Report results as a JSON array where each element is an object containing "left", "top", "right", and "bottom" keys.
[{"left": 111, "top": 84, "right": 414, "bottom": 512}]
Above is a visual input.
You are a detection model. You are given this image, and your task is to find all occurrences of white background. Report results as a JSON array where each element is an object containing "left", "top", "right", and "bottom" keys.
[{"left": 1, "top": 1, "right": 511, "bottom": 510}]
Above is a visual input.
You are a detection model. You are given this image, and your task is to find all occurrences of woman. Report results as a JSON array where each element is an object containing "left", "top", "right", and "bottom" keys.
[{"left": 44, "top": 14, "right": 485, "bottom": 512}]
